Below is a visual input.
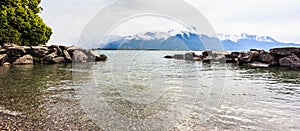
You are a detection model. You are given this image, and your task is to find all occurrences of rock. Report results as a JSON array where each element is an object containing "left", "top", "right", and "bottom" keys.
[
  {"left": 2, "top": 43, "right": 16, "bottom": 49},
  {"left": 6, "top": 46, "right": 26, "bottom": 57},
  {"left": 226, "top": 58, "right": 236, "bottom": 63},
  {"left": 279, "top": 54, "right": 300, "bottom": 69},
  {"left": 0, "top": 48, "right": 6, "bottom": 54},
  {"left": 52, "top": 57, "right": 66, "bottom": 64},
  {"left": 43, "top": 51, "right": 58, "bottom": 62},
  {"left": 269, "top": 61, "right": 280, "bottom": 67},
  {"left": 174, "top": 54, "right": 184, "bottom": 60},
  {"left": 250, "top": 49, "right": 265, "bottom": 53},
  {"left": 63, "top": 50, "right": 72, "bottom": 62},
  {"left": 203, "top": 56, "right": 213, "bottom": 63},
  {"left": 3, "top": 62, "right": 10, "bottom": 66},
  {"left": 13, "top": 55, "right": 34, "bottom": 65},
  {"left": 48, "top": 45, "right": 63, "bottom": 56},
  {"left": 257, "top": 52, "right": 274, "bottom": 63},
  {"left": 270, "top": 47, "right": 300, "bottom": 56},
  {"left": 0, "top": 54, "right": 8, "bottom": 65},
  {"left": 29, "top": 46, "right": 49, "bottom": 58},
  {"left": 202, "top": 50, "right": 213, "bottom": 57},
  {"left": 184, "top": 52, "right": 195, "bottom": 61},
  {"left": 193, "top": 57, "right": 201, "bottom": 61},
  {"left": 83, "top": 50, "right": 105, "bottom": 62},
  {"left": 241, "top": 51, "right": 259, "bottom": 63},
  {"left": 231, "top": 52, "right": 246, "bottom": 58},
  {"left": 225, "top": 54, "right": 233, "bottom": 58},
  {"left": 164, "top": 55, "right": 173, "bottom": 59},
  {"left": 98, "top": 54, "right": 108, "bottom": 61},
  {"left": 67, "top": 46, "right": 83, "bottom": 54},
  {"left": 73, "top": 50, "right": 88, "bottom": 63},
  {"left": 212, "top": 55, "right": 226, "bottom": 63}
]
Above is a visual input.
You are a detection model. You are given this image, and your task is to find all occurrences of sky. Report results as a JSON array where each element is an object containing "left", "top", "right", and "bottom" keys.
[{"left": 40, "top": 0, "right": 300, "bottom": 46}]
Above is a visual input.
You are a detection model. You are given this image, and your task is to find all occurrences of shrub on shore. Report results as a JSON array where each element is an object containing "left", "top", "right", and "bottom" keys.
[{"left": 0, "top": 0, "right": 52, "bottom": 46}]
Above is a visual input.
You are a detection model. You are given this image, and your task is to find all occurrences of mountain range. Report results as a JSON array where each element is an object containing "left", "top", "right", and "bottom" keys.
[{"left": 101, "top": 31, "right": 300, "bottom": 51}]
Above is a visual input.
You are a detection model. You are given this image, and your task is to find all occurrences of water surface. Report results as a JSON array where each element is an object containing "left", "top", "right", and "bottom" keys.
[{"left": 0, "top": 50, "right": 299, "bottom": 130}]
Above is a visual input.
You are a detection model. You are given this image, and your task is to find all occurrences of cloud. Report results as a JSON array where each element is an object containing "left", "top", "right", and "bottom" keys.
[{"left": 40, "top": 0, "right": 300, "bottom": 45}]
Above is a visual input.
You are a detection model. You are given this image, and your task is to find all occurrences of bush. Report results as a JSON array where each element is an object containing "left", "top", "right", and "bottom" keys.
[{"left": 0, "top": 0, "right": 52, "bottom": 46}]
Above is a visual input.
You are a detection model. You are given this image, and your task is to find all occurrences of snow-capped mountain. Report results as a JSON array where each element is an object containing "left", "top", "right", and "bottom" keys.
[
  {"left": 218, "top": 34, "right": 300, "bottom": 51},
  {"left": 217, "top": 33, "right": 276, "bottom": 43},
  {"left": 101, "top": 31, "right": 300, "bottom": 51}
]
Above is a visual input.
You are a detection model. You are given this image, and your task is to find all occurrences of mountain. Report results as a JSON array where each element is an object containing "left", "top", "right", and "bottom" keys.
[
  {"left": 101, "top": 31, "right": 300, "bottom": 51},
  {"left": 218, "top": 33, "right": 300, "bottom": 51}
]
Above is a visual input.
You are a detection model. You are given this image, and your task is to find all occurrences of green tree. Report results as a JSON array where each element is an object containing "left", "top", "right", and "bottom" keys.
[{"left": 0, "top": 0, "right": 52, "bottom": 46}]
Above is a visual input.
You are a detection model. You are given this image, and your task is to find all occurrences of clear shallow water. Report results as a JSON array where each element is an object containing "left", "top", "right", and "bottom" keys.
[{"left": 0, "top": 50, "right": 300, "bottom": 130}]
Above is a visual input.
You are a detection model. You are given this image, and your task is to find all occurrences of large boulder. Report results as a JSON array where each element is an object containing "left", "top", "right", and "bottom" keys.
[
  {"left": 0, "top": 54, "right": 8, "bottom": 65},
  {"left": 174, "top": 54, "right": 184, "bottom": 60},
  {"left": 6, "top": 46, "right": 26, "bottom": 57},
  {"left": 52, "top": 57, "right": 66, "bottom": 64},
  {"left": 257, "top": 52, "right": 274, "bottom": 63},
  {"left": 63, "top": 50, "right": 72, "bottom": 62},
  {"left": 279, "top": 54, "right": 300, "bottom": 69},
  {"left": 73, "top": 50, "right": 88, "bottom": 63},
  {"left": 67, "top": 46, "right": 83, "bottom": 55},
  {"left": 48, "top": 45, "right": 63, "bottom": 56},
  {"left": 83, "top": 49, "right": 105, "bottom": 62},
  {"left": 184, "top": 52, "right": 195, "bottom": 61},
  {"left": 98, "top": 54, "right": 108, "bottom": 61},
  {"left": 29, "top": 46, "right": 49, "bottom": 58},
  {"left": 43, "top": 50, "right": 58, "bottom": 62},
  {"left": 202, "top": 50, "right": 213, "bottom": 57},
  {"left": 270, "top": 47, "right": 300, "bottom": 56},
  {"left": 13, "top": 55, "right": 34, "bottom": 65},
  {"left": 241, "top": 51, "right": 259, "bottom": 63}
]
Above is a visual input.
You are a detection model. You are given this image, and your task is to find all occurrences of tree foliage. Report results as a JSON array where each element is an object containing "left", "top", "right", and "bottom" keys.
[{"left": 0, "top": 0, "right": 52, "bottom": 46}]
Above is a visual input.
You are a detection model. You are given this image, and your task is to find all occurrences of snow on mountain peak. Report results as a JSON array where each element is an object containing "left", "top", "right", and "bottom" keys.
[
  {"left": 217, "top": 33, "right": 276, "bottom": 43},
  {"left": 124, "top": 31, "right": 171, "bottom": 40}
]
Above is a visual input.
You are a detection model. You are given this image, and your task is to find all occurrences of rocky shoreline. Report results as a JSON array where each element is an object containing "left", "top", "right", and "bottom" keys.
[
  {"left": 0, "top": 44, "right": 107, "bottom": 66},
  {"left": 164, "top": 47, "right": 300, "bottom": 70}
]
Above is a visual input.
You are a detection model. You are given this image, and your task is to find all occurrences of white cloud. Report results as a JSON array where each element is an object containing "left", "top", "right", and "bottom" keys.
[{"left": 40, "top": 0, "right": 300, "bottom": 45}]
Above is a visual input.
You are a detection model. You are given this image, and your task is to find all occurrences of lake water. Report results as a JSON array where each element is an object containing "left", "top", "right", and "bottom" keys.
[{"left": 0, "top": 50, "right": 299, "bottom": 130}]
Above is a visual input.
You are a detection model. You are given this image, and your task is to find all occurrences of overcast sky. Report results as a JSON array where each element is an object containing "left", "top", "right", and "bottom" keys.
[{"left": 40, "top": 0, "right": 300, "bottom": 45}]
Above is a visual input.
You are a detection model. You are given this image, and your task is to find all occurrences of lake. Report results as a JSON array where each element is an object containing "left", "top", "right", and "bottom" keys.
[{"left": 0, "top": 50, "right": 299, "bottom": 130}]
